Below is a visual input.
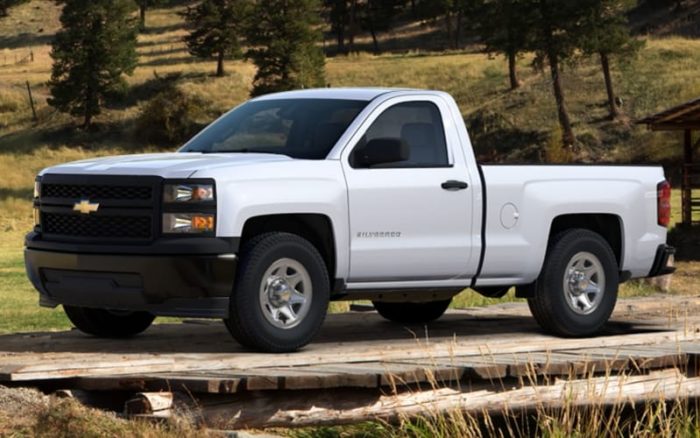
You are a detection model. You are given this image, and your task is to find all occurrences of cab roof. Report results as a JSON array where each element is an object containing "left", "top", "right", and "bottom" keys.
[{"left": 251, "top": 87, "right": 418, "bottom": 102}]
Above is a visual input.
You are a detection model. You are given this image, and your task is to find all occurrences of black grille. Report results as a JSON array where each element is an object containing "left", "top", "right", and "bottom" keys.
[
  {"left": 42, "top": 213, "right": 152, "bottom": 240},
  {"left": 42, "top": 183, "right": 152, "bottom": 200}
]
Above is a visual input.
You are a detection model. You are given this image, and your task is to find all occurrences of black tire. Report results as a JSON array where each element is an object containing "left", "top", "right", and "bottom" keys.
[
  {"left": 527, "top": 228, "right": 619, "bottom": 337},
  {"left": 372, "top": 299, "right": 452, "bottom": 324},
  {"left": 63, "top": 305, "right": 154, "bottom": 338},
  {"left": 224, "top": 232, "right": 330, "bottom": 353}
]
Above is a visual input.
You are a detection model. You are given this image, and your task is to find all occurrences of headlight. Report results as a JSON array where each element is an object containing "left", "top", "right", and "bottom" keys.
[
  {"left": 33, "top": 179, "right": 40, "bottom": 199},
  {"left": 163, "top": 183, "right": 214, "bottom": 203},
  {"left": 33, "top": 207, "right": 40, "bottom": 227},
  {"left": 162, "top": 213, "right": 215, "bottom": 234}
]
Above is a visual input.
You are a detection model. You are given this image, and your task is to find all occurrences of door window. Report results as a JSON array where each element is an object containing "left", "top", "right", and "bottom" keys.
[{"left": 351, "top": 101, "right": 449, "bottom": 168}]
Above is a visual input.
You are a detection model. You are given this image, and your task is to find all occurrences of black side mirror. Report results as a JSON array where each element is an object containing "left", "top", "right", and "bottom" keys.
[{"left": 354, "top": 138, "right": 409, "bottom": 168}]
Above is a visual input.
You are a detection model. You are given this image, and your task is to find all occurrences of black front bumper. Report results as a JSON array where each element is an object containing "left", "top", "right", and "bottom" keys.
[
  {"left": 647, "top": 244, "right": 676, "bottom": 278},
  {"left": 25, "top": 233, "right": 238, "bottom": 318}
]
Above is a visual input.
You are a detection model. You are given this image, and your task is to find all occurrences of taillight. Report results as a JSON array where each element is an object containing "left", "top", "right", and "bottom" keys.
[{"left": 657, "top": 180, "right": 671, "bottom": 227}]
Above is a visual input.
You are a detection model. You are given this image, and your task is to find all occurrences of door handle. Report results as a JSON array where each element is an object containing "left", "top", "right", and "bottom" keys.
[{"left": 441, "top": 180, "right": 469, "bottom": 191}]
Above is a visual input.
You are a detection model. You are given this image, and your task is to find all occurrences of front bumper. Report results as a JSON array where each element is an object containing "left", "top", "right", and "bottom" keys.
[
  {"left": 647, "top": 244, "right": 676, "bottom": 278},
  {"left": 25, "top": 233, "right": 238, "bottom": 318}
]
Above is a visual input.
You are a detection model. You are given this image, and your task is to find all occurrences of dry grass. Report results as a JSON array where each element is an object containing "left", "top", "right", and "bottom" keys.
[
  {"left": 0, "top": 385, "right": 209, "bottom": 438},
  {"left": 291, "top": 335, "right": 700, "bottom": 438}
]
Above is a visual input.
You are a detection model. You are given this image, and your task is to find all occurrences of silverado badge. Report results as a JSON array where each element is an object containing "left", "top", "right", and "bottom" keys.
[{"left": 73, "top": 199, "right": 100, "bottom": 214}]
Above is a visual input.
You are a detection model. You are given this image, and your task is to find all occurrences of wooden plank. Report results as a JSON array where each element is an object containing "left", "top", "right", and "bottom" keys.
[
  {"left": 546, "top": 350, "right": 630, "bottom": 372},
  {"left": 395, "top": 357, "right": 507, "bottom": 380},
  {"left": 75, "top": 373, "right": 243, "bottom": 394},
  {"left": 186, "top": 369, "right": 700, "bottom": 429},
  {"left": 569, "top": 347, "right": 687, "bottom": 371},
  {"left": 301, "top": 364, "right": 380, "bottom": 388},
  {"left": 0, "top": 358, "right": 177, "bottom": 382},
  {"left": 0, "top": 311, "right": 694, "bottom": 385},
  {"left": 124, "top": 392, "right": 174, "bottom": 416}
]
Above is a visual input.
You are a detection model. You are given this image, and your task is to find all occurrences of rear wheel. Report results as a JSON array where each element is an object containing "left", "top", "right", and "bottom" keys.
[
  {"left": 224, "top": 232, "right": 330, "bottom": 352},
  {"left": 63, "top": 306, "right": 154, "bottom": 338},
  {"left": 372, "top": 299, "right": 452, "bottom": 324},
  {"left": 527, "top": 229, "right": 619, "bottom": 337}
]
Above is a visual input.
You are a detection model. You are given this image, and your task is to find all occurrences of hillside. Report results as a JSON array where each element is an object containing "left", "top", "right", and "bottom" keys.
[{"left": 0, "top": 0, "right": 699, "bottom": 231}]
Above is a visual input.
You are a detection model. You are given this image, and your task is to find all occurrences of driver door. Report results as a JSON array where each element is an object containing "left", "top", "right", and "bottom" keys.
[{"left": 342, "top": 97, "right": 474, "bottom": 283}]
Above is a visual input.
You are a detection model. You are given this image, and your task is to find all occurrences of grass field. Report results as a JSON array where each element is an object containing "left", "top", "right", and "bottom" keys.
[{"left": 0, "top": 1, "right": 698, "bottom": 333}]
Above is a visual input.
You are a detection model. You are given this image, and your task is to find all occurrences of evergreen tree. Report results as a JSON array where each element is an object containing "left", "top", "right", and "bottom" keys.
[
  {"left": 480, "top": 0, "right": 532, "bottom": 90},
  {"left": 182, "top": 0, "right": 248, "bottom": 77},
  {"left": 246, "top": 0, "right": 326, "bottom": 96},
  {"left": 325, "top": 0, "right": 350, "bottom": 54},
  {"left": 579, "top": 0, "right": 643, "bottom": 119},
  {"left": 358, "top": 0, "right": 404, "bottom": 53},
  {"left": 527, "top": 0, "right": 584, "bottom": 148},
  {"left": 48, "top": 0, "right": 137, "bottom": 128}
]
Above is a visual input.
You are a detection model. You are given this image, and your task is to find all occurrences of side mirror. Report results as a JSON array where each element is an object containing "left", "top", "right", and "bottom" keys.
[{"left": 354, "top": 138, "right": 409, "bottom": 168}]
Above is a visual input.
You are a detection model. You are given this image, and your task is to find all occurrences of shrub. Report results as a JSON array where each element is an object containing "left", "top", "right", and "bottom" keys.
[{"left": 137, "top": 85, "right": 211, "bottom": 146}]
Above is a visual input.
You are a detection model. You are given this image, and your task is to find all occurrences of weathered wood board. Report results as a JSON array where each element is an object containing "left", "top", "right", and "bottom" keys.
[
  {"left": 0, "top": 301, "right": 698, "bottom": 394},
  {"left": 3, "top": 298, "right": 700, "bottom": 429}
]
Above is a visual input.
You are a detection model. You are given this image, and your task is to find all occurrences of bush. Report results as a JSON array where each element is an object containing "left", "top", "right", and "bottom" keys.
[
  {"left": 136, "top": 85, "right": 211, "bottom": 146},
  {"left": 466, "top": 109, "right": 547, "bottom": 163}
]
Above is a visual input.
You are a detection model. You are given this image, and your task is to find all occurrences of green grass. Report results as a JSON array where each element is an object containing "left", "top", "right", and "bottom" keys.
[{"left": 0, "top": 249, "right": 69, "bottom": 333}]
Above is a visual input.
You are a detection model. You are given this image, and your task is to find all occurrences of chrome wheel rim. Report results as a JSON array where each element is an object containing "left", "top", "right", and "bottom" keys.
[
  {"left": 259, "top": 258, "right": 312, "bottom": 330},
  {"left": 563, "top": 251, "right": 605, "bottom": 316}
]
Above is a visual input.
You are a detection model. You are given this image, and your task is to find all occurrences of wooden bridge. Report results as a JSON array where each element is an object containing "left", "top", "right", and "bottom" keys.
[{"left": 2, "top": 296, "right": 700, "bottom": 429}]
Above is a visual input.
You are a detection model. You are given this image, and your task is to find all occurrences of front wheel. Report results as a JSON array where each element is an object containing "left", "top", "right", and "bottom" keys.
[
  {"left": 224, "top": 232, "right": 330, "bottom": 352},
  {"left": 63, "top": 306, "right": 154, "bottom": 338},
  {"left": 373, "top": 299, "right": 452, "bottom": 324},
  {"left": 527, "top": 228, "right": 619, "bottom": 337}
]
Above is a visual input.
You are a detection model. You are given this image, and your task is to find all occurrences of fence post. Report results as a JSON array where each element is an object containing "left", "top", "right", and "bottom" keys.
[{"left": 26, "top": 81, "right": 37, "bottom": 122}]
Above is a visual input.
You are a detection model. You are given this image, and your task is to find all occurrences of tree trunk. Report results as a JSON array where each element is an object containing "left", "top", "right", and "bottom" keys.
[
  {"left": 410, "top": 0, "right": 417, "bottom": 18},
  {"left": 336, "top": 23, "right": 346, "bottom": 54},
  {"left": 83, "top": 83, "right": 93, "bottom": 129},
  {"left": 454, "top": 9, "right": 463, "bottom": 49},
  {"left": 600, "top": 52, "right": 619, "bottom": 119},
  {"left": 508, "top": 51, "right": 520, "bottom": 90},
  {"left": 216, "top": 50, "right": 225, "bottom": 77},
  {"left": 444, "top": 10, "right": 453, "bottom": 48},
  {"left": 139, "top": 4, "right": 146, "bottom": 31},
  {"left": 368, "top": 20, "right": 379, "bottom": 53},
  {"left": 548, "top": 52, "right": 575, "bottom": 147},
  {"left": 348, "top": 0, "right": 357, "bottom": 53}
]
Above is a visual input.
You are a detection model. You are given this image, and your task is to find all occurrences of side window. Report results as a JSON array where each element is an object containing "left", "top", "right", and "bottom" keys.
[{"left": 351, "top": 101, "right": 449, "bottom": 168}]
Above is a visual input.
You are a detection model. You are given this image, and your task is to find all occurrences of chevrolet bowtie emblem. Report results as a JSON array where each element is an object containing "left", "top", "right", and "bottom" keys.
[{"left": 73, "top": 199, "right": 100, "bottom": 214}]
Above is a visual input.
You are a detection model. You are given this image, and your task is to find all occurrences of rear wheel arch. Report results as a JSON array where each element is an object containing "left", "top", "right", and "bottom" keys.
[
  {"left": 517, "top": 213, "right": 624, "bottom": 299},
  {"left": 241, "top": 214, "right": 336, "bottom": 283},
  {"left": 547, "top": 214, "right": 624, "bottom": 269}
]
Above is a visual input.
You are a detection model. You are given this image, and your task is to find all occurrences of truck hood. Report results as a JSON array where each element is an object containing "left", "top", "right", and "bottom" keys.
[{"left": 39, "top": 152, "right": 294, "bottom": 179}]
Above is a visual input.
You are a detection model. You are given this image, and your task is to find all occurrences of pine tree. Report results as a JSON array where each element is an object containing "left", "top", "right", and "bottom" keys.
[
  {"left": 246, "top": 0, "right": 326, "bottom": 96},
  {"left": 48, "top": 0, "right": 137, "bottom": 128},
  {"left": 527, "top": 0, "right": 584, "bottom": 148},
  {"left": 182, "top": 0, "right": 248, "bottom": 77},
  {"left": 480, "top": 0, "right": 532, "bottom": 90},
  {"left": 325, "top": 0, "right": 350, "bottom": 54},
  {"left": 358, "top": 0, "right": 404, "bottom": 53},
  {"left": 579, "top": 0, "right": 643, "bottom": 119}
]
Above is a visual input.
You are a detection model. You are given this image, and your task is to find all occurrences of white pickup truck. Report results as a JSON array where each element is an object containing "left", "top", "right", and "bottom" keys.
[{"left": 26, "top": 88, "right": 675, "bottom": 352}]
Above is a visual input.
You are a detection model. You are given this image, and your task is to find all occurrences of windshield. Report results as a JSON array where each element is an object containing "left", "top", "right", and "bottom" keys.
[{"left": 180, "top": 98, "right": 369, "bottom": 159}]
